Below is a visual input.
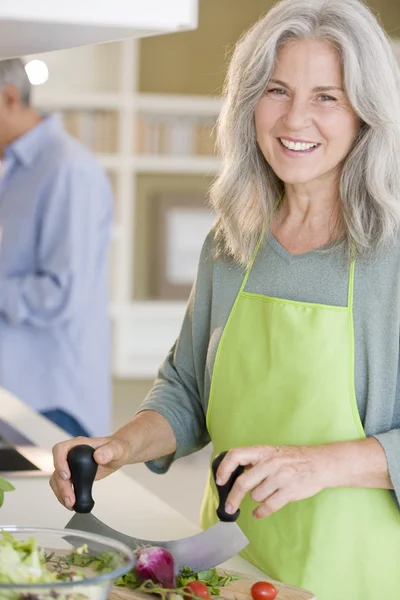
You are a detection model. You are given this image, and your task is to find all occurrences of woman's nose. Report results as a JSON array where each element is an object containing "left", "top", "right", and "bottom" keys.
[{"left": 282, "top": 99, "right": 312, "bottom": 131}]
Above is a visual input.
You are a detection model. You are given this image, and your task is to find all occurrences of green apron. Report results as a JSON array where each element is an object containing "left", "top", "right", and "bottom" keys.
[{"left": 200, "top": 236, "right": 400, "bottom": 600}]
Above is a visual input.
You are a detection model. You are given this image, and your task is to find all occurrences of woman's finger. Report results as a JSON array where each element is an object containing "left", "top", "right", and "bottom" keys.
[
  {"left": 216, "top": 446, "right": 275, "bottom": 485},
  {"left": 253, "top": 489, "right": 289, "bottom": 518},
  {"left": 250, "top": 468, "right": 289, "bottom": 504},
  {"left": 93, "top": 437, "right": 131, "bottom": 467},
  {"left": 49, "top": 472, "right": 75, "bottom": 510},
  {"left": 225, "top": 460, "right": 281, "bottom": 514}
]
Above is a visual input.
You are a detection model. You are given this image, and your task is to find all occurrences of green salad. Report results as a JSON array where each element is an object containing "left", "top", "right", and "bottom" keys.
[
  {"left": 0, "top": 532, "right": 104, "bottom": 600},
  {"left": 0, "top": 531, "right": 58, "bottom": 586}
]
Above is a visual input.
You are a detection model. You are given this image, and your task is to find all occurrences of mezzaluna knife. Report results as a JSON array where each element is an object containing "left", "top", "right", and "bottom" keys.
[{"left": 65, "top": 445, "right": 248, "bottom": 574}]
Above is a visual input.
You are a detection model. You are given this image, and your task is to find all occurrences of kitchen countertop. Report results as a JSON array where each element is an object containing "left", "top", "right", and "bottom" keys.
[{"left": 0, "top": 387, "right": 265, "bottom": 578}]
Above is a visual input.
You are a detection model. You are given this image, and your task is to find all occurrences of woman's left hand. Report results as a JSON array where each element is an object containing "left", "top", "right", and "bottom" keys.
[{"left": 216, "top": 445, "right": 333, "bottom": 519}]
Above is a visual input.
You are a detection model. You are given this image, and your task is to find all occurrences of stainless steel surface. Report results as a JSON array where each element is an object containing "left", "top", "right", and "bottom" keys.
[{"left": 66, "top": 512, "right": 249, "bottom": 573}]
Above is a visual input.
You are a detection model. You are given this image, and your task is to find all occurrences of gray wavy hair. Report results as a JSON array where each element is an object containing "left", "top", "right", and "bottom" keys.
[
  {"left": 210, "top": 0, "right": 400, "bottom": 265},
  {"left": 0, "top": 58, "right": 31, "bottom": 106}
]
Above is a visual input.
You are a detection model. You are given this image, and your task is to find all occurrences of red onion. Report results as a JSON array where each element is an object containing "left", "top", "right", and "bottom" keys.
[{"left": 134, "top": 546, "right": 175, "bottom": 589}]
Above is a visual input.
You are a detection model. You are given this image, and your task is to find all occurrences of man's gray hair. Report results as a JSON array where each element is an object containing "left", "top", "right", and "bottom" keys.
[
  {"left": 210, "top": 0, "right": 400, "bottom": 265},
  {"left": 0, "top": 58, "right": 31, "bottom": 106}
]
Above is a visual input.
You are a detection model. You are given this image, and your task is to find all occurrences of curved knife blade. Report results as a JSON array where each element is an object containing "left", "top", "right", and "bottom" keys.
[{"left": 66, "top": 511, "right": 248, "bottom": 573}]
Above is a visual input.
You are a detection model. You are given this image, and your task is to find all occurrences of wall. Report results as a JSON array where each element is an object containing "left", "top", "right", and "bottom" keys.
[
  {"left": 139, "top": 0, "right": 400, "bottom": 95},
  {"left": 113, "top": 0, "right": 400, "bottom": 421}
]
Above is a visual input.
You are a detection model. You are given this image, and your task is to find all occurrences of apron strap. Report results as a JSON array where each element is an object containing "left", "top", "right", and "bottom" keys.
[{"left": 240, "top": 232, "right": 265, "bottom": 293}]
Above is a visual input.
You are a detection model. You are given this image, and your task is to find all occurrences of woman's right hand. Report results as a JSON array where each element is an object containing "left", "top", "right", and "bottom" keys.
[{"left": 50, "top": 435, "right": 132, "bottom": 510}]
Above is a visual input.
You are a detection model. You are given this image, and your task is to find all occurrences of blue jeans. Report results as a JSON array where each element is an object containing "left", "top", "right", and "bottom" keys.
[{"left": 40, "top": 409, "right": 90, "bottom": 438}]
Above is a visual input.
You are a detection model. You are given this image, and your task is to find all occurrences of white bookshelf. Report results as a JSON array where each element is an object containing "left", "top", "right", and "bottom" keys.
[
  {"left": 30, "top": 39, "right": 221, "bottom": 378},
  {"left": 32, "top": 93, "right": 124, "bottom": 110},
  {"left": 134, "top": 93, "right": 221, "bottom": 115},
  {"left": 132, "top": 155, "right": 220, "bottom": 174},
  {"left": 36, "top": 92, "right": 221, "bottom": 113}
]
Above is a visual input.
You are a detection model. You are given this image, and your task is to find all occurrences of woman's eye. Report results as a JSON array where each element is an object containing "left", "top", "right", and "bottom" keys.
[
  {"left": 265, "top": 88, "right": 287, "bottom": 96},
  {"left": 318, "top": 94, "right": 337, "bottom": 102}
]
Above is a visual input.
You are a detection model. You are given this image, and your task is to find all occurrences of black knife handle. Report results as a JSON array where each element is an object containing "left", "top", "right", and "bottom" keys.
[
  {"left": 211, "top": 451, "right": 245, "bottom": 523},
  {"left": 67, "top": 444, "right": 98, "bottom": 514}
]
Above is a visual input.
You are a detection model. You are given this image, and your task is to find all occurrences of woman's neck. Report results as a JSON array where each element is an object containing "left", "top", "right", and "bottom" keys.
[
  {"left": 282, "top": 182, "right": 340, "bottom": 222},
  {"left": 271, "top": 187, "right": 343, "bottom": 255}
]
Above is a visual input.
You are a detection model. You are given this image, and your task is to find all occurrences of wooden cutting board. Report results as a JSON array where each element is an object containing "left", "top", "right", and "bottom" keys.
[{"left": 109, "top": 570, "right": 317, "bottom": 600}]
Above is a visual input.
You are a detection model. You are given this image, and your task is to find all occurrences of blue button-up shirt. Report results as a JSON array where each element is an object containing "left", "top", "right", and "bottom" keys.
[{"left": 0, "top": 114, "right": 113, "bottom": 436}]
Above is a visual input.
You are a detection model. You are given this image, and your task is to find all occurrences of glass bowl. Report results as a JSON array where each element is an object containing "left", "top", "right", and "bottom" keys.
[{"left": 0, "top": 526, "right": 135, "bottom": 600}]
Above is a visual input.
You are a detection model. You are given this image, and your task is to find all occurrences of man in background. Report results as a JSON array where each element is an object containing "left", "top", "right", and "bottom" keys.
[{"left": 0, "top": 58, "right": 113, "bottom": 437}]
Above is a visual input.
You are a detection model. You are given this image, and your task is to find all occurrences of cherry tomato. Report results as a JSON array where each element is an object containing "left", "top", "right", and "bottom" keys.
[
  {"left": 251, "top": 581, "right": 279, "bottom": 600},
  {"left": 183, "top": 581, "right": 211, "bottom": 600}
]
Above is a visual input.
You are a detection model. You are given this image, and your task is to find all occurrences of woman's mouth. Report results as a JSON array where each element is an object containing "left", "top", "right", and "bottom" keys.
[{"left": 278, "top": 137, "right": 321, "bottom": 155}]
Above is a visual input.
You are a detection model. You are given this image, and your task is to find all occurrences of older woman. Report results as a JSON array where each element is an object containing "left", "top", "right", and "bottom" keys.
[{"left": 50, "top": 0, "right": 400, "bottom": 598}]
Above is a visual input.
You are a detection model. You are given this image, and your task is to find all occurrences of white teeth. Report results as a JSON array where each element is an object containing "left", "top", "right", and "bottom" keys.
[{"left": 280, "top": 139, "right": 318, "bottom": 151}]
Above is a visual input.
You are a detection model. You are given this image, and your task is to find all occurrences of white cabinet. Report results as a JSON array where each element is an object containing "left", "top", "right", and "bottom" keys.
[{"left": 0, "top": 0, "right": 198, "bottom": 58}]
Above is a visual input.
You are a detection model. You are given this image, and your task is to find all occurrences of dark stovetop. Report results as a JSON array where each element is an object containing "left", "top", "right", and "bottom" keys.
[{"left": 0, "top": 418, "right": 51, "bottom": 475}]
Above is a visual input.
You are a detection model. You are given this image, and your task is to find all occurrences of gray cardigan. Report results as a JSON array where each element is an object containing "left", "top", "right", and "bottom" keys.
[{"left": 140, "top": 229, "right": 400, "bottom": 507}]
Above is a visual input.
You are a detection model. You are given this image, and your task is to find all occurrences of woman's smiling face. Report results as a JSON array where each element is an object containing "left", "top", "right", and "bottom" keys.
[{"left": 255, "top": 38, "right": 361, "bottom": 187}]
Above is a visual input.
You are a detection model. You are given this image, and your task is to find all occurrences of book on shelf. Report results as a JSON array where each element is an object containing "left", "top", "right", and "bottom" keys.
[
  {"left": 195, "top": 120, "right": 216, "bottom": 156},
  {"left": 134, "top": 114, "right": 217, "bottom": 156},
  {"left": 60, "top": 109, "right": 119, "bottom": 153}
]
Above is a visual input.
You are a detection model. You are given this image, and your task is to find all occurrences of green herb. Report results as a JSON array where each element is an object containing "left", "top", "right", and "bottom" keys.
[
  {"left": 176, "top": 567, "right": 239, "bottom": 596},
  {"left": 45, "top": 545, "right": 120, "bottom": 576},
  {"left": 116, "top": 579, "right": 177, "bottom": 599},
  {"left": 0, "top": 476, "right": 14, "bottom": 507},
  {"left": 115, "top": 570, "right": 140, "bottom": 587},
  {"left": 115, "top": 565, "right": 239, "bottom": 597}
]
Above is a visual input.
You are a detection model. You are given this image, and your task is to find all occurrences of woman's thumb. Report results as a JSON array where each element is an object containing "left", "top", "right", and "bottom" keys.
[{"left": 93, "top": 438, "right": 129, "bottom": 466}]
